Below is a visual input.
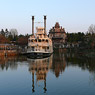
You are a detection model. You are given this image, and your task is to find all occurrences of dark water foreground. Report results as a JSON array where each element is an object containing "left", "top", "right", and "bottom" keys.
[{"left": 0, "top": 49, "right": 95, "bottom": 95}]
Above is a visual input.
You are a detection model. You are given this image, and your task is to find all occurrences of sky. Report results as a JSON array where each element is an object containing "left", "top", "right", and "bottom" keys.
[{"left": 0, "top": 0, "right": 95, "bottom": 35}]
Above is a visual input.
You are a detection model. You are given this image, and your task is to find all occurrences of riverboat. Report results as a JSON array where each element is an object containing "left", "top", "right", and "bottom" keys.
[{"left": 27, "top": 16, "right": 53, "bottom": 58}]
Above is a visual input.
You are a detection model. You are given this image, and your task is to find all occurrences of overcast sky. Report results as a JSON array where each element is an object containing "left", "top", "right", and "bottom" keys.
[{"left": 0, "top": 0, "right": 95, "bottom": 35}]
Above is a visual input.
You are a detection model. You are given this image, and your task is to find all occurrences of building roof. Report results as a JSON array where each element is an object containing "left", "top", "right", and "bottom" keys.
[{"left": 55, "top": 22, "right": 60, "bottom": 28}]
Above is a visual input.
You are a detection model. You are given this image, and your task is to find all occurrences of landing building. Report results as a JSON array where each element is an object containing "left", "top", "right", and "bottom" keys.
[{"left": 49, "top": 22, "right": 67, "bottom": 48}]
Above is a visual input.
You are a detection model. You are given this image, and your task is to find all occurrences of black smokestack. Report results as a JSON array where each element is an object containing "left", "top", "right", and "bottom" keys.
[
  {"left": 44, "top": 16, "right": 46, "bottom": 34},
  {"left": 32, "top": 16, "right": 34, "bottom": 35}
]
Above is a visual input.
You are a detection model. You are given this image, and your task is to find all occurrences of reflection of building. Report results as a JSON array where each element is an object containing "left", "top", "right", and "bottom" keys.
[
  {"left": 52, "top": 49, "right": 66, "bottom": 77},
  {"left": 28, "top": 56, "right": 52, "bottom": 93},
  {"left": 49, "top": 22, "right": 67, "bottom": 48}
]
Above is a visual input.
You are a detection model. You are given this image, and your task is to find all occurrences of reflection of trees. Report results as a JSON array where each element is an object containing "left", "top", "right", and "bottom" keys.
[
  {"left": 65, "top": 52, "right": 95, "bottom": 84},
  {"left": 52, "top": 49, "right": 66, "bottom": 78},
  {"left": 65, "top": 53, "right": 95, "bottom": 73},
  {"left": 0, "top": 56, "right": 27, "bottom": 71},
  {"left": 28, "top": 56, "right": 52, "bottom": 93}
]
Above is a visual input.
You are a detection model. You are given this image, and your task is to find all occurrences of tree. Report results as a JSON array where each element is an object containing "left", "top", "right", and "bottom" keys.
[
  {"left": 0, "top": 29, "right": 5, "bottom": 36},
  {"left": 8, "top": 34, "right": 13, "bottom": 41},
  {"left": 5, "top": 28, "right": 10, "bottom": 38},
  {"left": 85, "top": 24, "right": 95, "bottom": 48},
  {"left": 0, "top": 35, "right": 10, "bottom": 44},
  {"left": 17, "top": 36, "right": 28, "bottom": 47},
  {"left": 67, "top": 32, "right": 85, "bottom": 43},
  {"left": 88, "top": 24, "right": 95, "bottom": 34},
  {"left": 13, "top": 35, "right": 18, "bottom": 41}
]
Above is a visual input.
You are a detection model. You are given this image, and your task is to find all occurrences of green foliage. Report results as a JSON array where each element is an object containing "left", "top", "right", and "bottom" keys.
[
  {"left": 0, "top": 29, "right": 5, "bottom": 36},
  {"left": 67, "top": 32, "right": 85, "bottom": 43}
]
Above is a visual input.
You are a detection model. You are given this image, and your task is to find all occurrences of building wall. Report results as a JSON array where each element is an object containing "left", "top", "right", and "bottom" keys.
[
  {"left": 0, "top": 44, "right": 18, "bottom": 56},
  {"left": 49, "top": 22, "right": 67, "bottom": 48}
]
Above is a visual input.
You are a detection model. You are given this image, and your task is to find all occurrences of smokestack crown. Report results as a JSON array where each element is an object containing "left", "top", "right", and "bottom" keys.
[
  {"left": 32, "top": 16, "right": 34, "bottom": 20},
  {"left": 44, "top": 16, "right": 46, "bottom": 20}
]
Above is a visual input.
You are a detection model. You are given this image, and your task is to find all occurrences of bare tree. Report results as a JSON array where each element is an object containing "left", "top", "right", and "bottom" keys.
[
  {"left": 88, "top": 24, "right": 95, "bottom": 34},
  {"left": 87, "top": 24, "right": 95, "bottom": 48}
]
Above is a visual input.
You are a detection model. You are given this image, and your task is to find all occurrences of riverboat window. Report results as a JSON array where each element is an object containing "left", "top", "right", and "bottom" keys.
[
  {"left": 35, "top": 39, "right": 37, "bottom": 42},
  {"left": 47, "top": 47, "right": 49, "bottom": 49},
  {"left": 46, "top": 40, "right": 48, "bottom": 42},
  {"left": 31, "top": 40, "right": 33, "bottom": 42},
  {"left": 38, "top": 39, "right": 41, "bottom": 42},
  {"left": 42, "top": 39, "right": 45, "bottom": 42}
]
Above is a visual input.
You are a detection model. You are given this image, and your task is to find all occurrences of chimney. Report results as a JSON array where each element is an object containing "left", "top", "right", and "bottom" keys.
[
  {"left": 32, "top": 16, "right": 34, "bottom": 35},
  {"left": 44, "top": 16, "right": 46, "bottom": 34}
]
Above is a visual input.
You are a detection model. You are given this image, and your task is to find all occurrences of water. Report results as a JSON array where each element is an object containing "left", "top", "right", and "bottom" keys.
[{"left": 0, "top": 50, "right": 95, "bottom": 95}]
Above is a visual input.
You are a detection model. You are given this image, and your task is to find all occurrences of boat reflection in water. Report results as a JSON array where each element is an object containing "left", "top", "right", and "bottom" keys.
[{"left": 27, "top": 55, "right": 53, "bottom": 93}]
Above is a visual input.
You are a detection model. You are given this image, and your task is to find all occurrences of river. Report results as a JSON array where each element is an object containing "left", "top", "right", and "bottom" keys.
[{"left": 0, "top": 49, "right": 95, "bottom": 95}]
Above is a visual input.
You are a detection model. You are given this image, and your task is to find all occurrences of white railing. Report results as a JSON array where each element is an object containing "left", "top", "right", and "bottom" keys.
[
  {"left": 27, "top": 48, "right": 50, "bottom": 53},
  {"left": 28, "top": 43, "right": 50, "bottom": 47}
]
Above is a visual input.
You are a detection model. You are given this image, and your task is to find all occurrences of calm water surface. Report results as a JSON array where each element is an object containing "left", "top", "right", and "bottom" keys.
[{"left": 0, "top": 49, "right": 95, "bottom": 95}]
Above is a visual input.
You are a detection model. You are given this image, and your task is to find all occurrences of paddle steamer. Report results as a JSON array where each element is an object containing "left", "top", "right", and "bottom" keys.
[{"left": 27, "top": 16, "right": 53, "bottom": 58}]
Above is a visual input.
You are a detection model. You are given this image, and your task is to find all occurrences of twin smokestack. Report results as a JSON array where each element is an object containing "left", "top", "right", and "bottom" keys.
[
  {"left": 32, "top": 16, "right": 34, "bottom": 35},
  {"left": 32, "top": 16, "right": 47, "bottom": 35}
]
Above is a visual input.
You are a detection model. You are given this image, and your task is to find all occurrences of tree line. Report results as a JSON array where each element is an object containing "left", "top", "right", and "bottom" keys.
[
  {"left": 0, "top": 24, "right": 95, "bottom": 49},
  {"left": 0, "top": 29, "right": 30, "bottom": 48},
  {"left": 66, "top": 24, "right": 95, "bottom": 49}
]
